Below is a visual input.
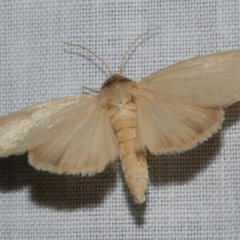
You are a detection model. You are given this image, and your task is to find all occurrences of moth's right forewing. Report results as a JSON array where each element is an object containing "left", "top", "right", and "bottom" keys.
[
  {"left": 135, "top": 51, "right": 240, "bottom": 154},
  {"left": 140, "top": 50, "right": 240, "bottom": 108}
]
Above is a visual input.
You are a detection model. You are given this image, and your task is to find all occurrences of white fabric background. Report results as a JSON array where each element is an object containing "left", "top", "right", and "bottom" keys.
[{"left": 0, "top": 1, "right": 240, "bottom": 239}]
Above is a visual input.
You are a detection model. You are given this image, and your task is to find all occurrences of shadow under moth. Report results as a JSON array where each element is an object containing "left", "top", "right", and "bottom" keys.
[{"left": 0, "top": 28, "right": 240, "bottom": 204}]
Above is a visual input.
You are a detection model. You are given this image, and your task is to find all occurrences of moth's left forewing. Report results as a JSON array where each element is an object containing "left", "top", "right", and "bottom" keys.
[
  {"left": 0, "top": 96, "right": 119, "bottom": 175},
  {"left": 135, "top": 50, "right": 240, "bottom": 155},
  {"left": 0, "top": 96, "right": 85, "bottom": 156}
]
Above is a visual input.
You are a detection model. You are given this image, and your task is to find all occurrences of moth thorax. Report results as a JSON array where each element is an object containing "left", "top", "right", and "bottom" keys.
[{"left": 99, "top": 74, "right": 138, "bottom": 108}]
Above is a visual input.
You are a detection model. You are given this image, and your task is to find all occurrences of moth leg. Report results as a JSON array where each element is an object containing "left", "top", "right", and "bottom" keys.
[{"left": 82, "top": 86, "right": 99, "bottom": 93}]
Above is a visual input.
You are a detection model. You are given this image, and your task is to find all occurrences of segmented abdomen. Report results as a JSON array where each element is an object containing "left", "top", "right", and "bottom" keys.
[{"left": 108, "top": 101, "right": 149, "bottom": 204}]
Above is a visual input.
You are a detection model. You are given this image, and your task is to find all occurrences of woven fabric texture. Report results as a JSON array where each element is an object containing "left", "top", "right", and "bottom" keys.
[{"left": 0, "top": 1, "right": 240, "bottom": 239}]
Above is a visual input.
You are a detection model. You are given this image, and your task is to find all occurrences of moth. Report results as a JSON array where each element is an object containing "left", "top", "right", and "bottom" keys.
[{"left": 0, "top": 28, "right": 240, "bottom": 204}]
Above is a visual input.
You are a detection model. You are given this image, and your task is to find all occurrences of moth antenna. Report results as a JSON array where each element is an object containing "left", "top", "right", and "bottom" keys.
[
  {"left": 119, "top": 26, "right": 161, "bottom": 74},
  {"left": 82, "top": 86, "right": 99, "bottom": 93},
  {"left": 63, "top": 42, "right": 113, "bottom": 76}
]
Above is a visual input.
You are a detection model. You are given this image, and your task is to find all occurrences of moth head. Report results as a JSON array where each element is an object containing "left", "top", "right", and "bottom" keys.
[
  {"left": 64, "top": 27, "right": 160, "bottom": 106},
  {"left": 98, "top": 74, "right": 138, "bottom": 108}
]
